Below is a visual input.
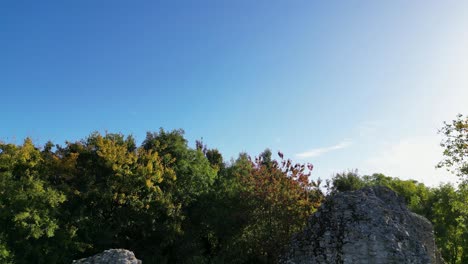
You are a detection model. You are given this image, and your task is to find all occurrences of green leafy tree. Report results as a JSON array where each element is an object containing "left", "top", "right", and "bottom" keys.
[
  {"left": 363, "top": 173, "right": 432, "bottom": 215},
  {"left": 438, "top": 114, "right": 468, "bottom": 179},
  {"left": 327, "top": 170, "right": 365, "bottom": 193},
  {"left": 329, "top": 171, "right": 433, "bottom": 215},
  {"left": 53, "top": 132, "right": 182, "bottom": 262},
  {"left": 0, "top": 139, "right": 66, "bottom": 263},
  {"left": 142, "top": 129, "right": 218, "bottom": 262},
  {"left": 431, "top": 183, "right": 468, "bottom": 264},
  {"left": 143, "top": 129, "right": 217, "bottom": 204},
  {"left": 432, "top": 114, "right": 468, "bottom": 263},
  {"left": 205, "top": 149, "right": 224, "bottom": 170}
]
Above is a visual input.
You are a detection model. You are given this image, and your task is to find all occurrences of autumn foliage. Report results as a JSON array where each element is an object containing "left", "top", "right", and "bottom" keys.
[{"left": 0, "top": 130, "right": 323, "bottom": 263}]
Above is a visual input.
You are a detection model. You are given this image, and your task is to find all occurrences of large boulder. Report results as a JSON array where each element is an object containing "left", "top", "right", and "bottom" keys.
[
  {"left": 282, "top": 186, "right": 444, "bottom": 264},
  {"left": 72, "top": 249, "right": 142, "bottom": 264}
]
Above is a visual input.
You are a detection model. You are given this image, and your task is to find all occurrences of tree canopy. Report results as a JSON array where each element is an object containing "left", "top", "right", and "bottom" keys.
[
  {"left": 2, "top": 114, "right": 468, "bottom": 263},
  {"left": 0, "top": 131, "right": 323, "bottom": 263}
]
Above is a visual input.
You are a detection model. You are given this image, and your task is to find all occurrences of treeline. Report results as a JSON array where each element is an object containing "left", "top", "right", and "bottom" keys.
[
  {"left": 329, "top": 171, "right": 468, "bottom": 264},
  {"left": 0, "top": 129, "right": 323, "bottom": 263},
  {"left": 1, "top": 114, "right": 468, "bottom": 263}
]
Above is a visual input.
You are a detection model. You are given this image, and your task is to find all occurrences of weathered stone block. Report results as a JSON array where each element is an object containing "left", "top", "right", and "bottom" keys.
[{"left": 282, "top": 186, "right": 444, "bottom": 264}]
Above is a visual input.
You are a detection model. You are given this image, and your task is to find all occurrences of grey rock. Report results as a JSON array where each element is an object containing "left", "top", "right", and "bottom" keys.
[
  {"left": 282, "top": 186, "right": 444, "bottom": 264},
  {"left": 72, "top": 249, "right": 142, "bottom": 264}
]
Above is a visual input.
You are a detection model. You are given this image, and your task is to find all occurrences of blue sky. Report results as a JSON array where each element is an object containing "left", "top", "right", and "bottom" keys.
[{"left": 2, "top": 1, "right": 467, "bottom": 186}]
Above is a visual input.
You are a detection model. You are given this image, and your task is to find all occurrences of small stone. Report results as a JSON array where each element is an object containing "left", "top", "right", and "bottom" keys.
[{"left": 72, "top": 249, "right": 142, "bottom": 264}]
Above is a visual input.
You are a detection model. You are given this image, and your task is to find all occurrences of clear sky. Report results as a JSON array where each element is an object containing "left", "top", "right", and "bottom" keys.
[{"left": 2, "top": 1, "right": 467, "bottom": 186}]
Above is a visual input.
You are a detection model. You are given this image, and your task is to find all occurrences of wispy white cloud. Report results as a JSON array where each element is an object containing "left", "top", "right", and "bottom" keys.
[
  {"left": 361, "top": 136, "right": 458, "bottom": 187},
  {"left": 296, "top": 140, "right": 352, "bottom": 159}
]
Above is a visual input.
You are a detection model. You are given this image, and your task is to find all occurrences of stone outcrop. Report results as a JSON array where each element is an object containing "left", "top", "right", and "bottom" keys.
[
  {"left": 282, "top": 186, "right": 444, "bottom": 264},
  {"left": 72, "top": 249, "right": 142, "bottom": 264}
]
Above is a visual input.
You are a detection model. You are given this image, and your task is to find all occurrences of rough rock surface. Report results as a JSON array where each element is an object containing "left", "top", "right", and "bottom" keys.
[
  {"left": 72, "top": 249, "right": 142, "bottom": 264},
  {"left": 282, "top": 186, "right": 444, "bottom": 264}
]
